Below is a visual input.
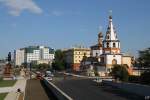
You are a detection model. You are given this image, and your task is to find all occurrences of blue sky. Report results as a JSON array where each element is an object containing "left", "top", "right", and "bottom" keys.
[{"left": 0, "top": 0, "right": 150, "bottom": 58}]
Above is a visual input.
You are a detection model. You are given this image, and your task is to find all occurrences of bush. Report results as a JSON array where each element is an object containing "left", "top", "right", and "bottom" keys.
[
  {"left": 111, "top": 64, "right": 129, "bottom": 82},
  {"left": 140, "top": 70, "right": 150, "bottom": 84},
  {"left": 128, "top": 75, "right": 140, "bottom": 83}
]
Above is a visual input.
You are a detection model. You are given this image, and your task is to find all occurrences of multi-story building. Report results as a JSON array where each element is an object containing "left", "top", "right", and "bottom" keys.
[
  {"left": 63, "top": 47, "right": 90, "bottom": 71},
  {"left": 14, "top": 49, "right": 25, "bottom": 66},
  {"left": 14, "top": 46, "right": 54, "bottom": 66}
]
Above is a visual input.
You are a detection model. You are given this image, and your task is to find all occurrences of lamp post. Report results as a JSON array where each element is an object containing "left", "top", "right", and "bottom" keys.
[{"left": 29, "top": 62, "right": 32, "bottom": 79}]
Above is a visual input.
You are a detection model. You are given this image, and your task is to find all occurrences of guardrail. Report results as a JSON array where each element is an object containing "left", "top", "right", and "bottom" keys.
[
  {"left": 43, "top": 78, "right": 73, "bottom": 100},
  {"left": 64, "top": 72, "right": 113, "bottom": 79}
]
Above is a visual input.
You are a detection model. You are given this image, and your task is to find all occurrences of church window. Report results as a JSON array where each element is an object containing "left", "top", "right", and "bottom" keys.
[
  {"left": 106, "top": 42, "right": 109, "bottom": 48},
  {"left": 113, "top": 43, "right": 116, "bottom": 48},
  {"left": 112, "top": 59, "right": 117, "bottom": 65},
  {"left": 107, "top": 35, "right": 110, "bottom": 39},
  {"left": 96, "top": 53, "right": 98, "bottom": 57}
]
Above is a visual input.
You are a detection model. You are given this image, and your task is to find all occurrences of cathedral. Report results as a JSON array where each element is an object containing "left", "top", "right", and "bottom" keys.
[{"left": 83, "top": 14, "right": 132, "bottom": 75}]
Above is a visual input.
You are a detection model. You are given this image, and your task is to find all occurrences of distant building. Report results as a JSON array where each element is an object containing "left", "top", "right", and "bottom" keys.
[
  {"left": 14, "top": 49, "right": 25, "bottom": 66},
  {"left": 63, "top": 47, "right": 90, "bottom": 71},
  {"left": 14, "top": 46, "right": 55, "bottom": 66}
]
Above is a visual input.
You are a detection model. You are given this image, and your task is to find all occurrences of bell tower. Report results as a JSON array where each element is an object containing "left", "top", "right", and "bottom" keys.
[
  {"left": 103, "top": 15, "right": 120, "bottom": 54},
  {"left": 101, "top": 13, "right": 122, "bottom": 70}
]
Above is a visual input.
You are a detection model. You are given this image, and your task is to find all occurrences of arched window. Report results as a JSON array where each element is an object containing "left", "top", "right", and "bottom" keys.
[
  {"left": 107, "top": 35, "right": 110, "bottom": 39},
  {"left": 106, "top": 42, "right": 109, "bottom": 48},
  {"left": 113, "top": 43, "right": 116, "bottom": 48},
  {"left": 96, "top": 53, "right": 98, "bottom": 57},
  {"left": 112, "top": 59, "right": 117, "bottom": 65}
]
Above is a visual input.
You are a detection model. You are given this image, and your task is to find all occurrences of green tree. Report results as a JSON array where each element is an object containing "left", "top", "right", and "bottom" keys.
[
  {"left": 137, "top": 47, "right": 150, "bottom": 84},
  {"left": 37, "top": 63, "right": 50, "bottom": 70},
  {"left": 52, "top": 49, "right": 66, "bottom": 70},
  {"left": 138, "top": 48, "right": 150, "bottom": 68},
  {"left": 111, "top": 64, "right": 129, "bottom": 82},
  {"left": 140, "top": 70, "right": 150, "bottom": 84},
  {"left": 21, "top": 62, "right": 28, "bottom": 68}
]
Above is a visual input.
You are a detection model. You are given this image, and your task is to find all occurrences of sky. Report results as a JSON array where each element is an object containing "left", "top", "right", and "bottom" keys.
[{"left": 0, "top": 0, "right": 150, "bottom": 58}]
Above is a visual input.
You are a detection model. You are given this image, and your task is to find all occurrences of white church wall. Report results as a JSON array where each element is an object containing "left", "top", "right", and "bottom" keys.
[
  {"left": 92, "top": 50, "right": 103, "bottom": 57},
  {"left": 106, "top": 55, "right": 122, "bottom": 65}
]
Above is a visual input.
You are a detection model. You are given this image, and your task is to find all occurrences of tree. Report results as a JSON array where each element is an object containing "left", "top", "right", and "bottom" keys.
[
  {"left": 21, "top": 62, "right": 28, "bottom": 68},
  {"left": 111, "top": 64, "right": 129, "bottom": 82},
  {"left": 52, "top": 49, "right": 66, "bottom": 70},
  {"left": 137, "top": 47, "right": 150, "bottom": 84},
  {"left": 140, "top": 70, "right": 150, "bottom": 84},
  {"left": 37, "top": 63, "right": 50, "bottom": 70},
  {"left": 138, "top": 48, "right": 150, "bottom": 68}
]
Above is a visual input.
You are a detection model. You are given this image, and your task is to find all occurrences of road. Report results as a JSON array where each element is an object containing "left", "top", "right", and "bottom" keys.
[{"left": 52, "top": 73, "right": 141, "bottom": 100}]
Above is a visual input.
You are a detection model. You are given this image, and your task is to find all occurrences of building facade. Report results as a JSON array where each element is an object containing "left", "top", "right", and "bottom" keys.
[
  {"left": 63, "top": 47, "right": 90, "bottom": 71},
  {"left": 14, "top": 49, "right": 25, "bottom": 66},
  {"left": 14, "top": 46, "right": 55, "bottom": 66},
  {"left": 85, "top": 15, "right": 133, "bottom": 75},
  {"left": 91, "top": 32, "right": 103, "bottom": 57}
]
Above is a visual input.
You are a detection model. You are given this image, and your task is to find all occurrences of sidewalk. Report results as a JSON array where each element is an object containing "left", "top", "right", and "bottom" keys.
[
  {"left": 1, "top": 78, "right": 27, "bottom": 100},
  {"left": 24, "top": 79, "right": 49, "bottom": 100}
]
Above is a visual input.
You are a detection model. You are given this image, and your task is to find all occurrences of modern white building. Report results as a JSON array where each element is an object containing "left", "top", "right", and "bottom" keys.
[
  {"left": 14, "top": 46, "right": 55, "bottom": 66},
  {"left": 14, "top": 49, "right": 25, "bottom": 66}
]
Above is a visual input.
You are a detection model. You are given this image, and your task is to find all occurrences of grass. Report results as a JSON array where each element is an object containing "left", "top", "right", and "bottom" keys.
[
  {"left": 0, "top": 93, "right": 8, "bottom": 100},
  {"left": 0, "top": 80, "right": 17, "bottom": 87}
]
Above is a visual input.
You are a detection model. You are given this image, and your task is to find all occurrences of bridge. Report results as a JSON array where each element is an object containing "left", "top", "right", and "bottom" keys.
[{"left": 24, "top": 72, "right": 143, "bottom": 100}]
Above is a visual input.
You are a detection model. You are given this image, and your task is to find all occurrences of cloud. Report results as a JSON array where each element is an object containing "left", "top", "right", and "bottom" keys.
[{"left": 0, "top": 0, "right": 42, "bottom": 16}]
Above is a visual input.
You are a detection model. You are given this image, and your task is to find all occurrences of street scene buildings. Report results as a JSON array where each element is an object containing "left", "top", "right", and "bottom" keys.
[
  {"left": 63, "top": 15, "right": 133, "bottom": 77},
  {"left": 0, "top": 1, "right": 150, "bottom": 100},
  {"left": 14, "top": 46, "right": 55, "bottom": 66}
]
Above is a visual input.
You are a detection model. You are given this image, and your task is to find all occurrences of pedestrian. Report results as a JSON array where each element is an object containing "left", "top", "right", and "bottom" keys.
[{"left": 17, "top": 88, "right": 21, "bottom": 93}]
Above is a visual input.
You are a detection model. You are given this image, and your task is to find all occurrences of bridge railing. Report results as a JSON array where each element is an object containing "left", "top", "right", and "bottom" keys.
[{"left": 43, "top": 78, "right": 73, "bottom": 100}]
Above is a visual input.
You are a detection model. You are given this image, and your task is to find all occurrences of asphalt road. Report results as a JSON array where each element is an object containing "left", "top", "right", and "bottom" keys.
[{"left": 53, "top": 74, "right": 141, "bottom": 100}]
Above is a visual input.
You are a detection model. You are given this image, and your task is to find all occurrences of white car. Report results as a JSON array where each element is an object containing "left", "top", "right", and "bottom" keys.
[
  {"left": 45, "top": 77, "right": 52, "bottom": 81},
  {"left": 93, "top": 77, "right": 102, "bottom": 83}
]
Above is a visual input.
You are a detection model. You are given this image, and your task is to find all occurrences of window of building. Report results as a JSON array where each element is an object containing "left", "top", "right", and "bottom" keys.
[
  {"left": 112, "top": 59, "right": 117, "bottom": 65},
  {"left": 107, "top": 35, "right": 110, "bottom": 39},
  {"left": 113, "top": 43, "right": 116, "bottom": 48},
  {"left": 106, "top": 42, "right": 109, "bottom": 48}
]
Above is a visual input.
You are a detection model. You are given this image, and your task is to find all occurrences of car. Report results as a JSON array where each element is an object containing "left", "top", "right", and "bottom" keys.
[
  {"left": 36, "top": 73, "right": 43, "bottom": 80},
  {"left": 93, "top": 77, "right": 102, "bottom": 83},
  {"left": 45, "top": 71, "right": 54, "bottom": 77},
  {"left": 45, "top": 77, "right": 52, "bottom": 81}
]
